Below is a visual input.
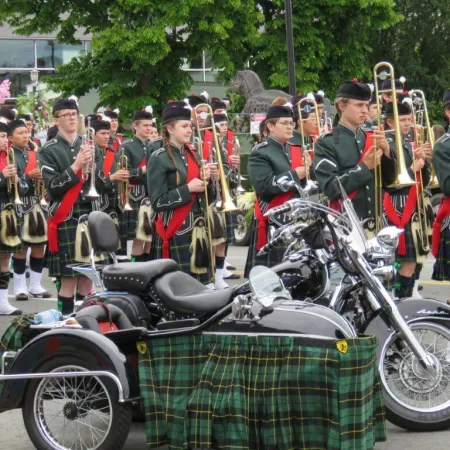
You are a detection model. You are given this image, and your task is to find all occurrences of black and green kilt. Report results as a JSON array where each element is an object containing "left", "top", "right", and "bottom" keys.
[
  {"left": 45, "top": 203, "right": 95, "bottom": 278},
  {"left": 138, "top": 333, "right": 386, "bottom": 450},
  {"left": 225, "top": 211, "right": 236, "bottom": 246},
  {"left": 0, "top": 201, "right": 23, "bottom": 253},
  {"left": 150, "top": 212, "right": 212, "bottom": 285},
  {"left": 432, "top": 222, "right": 450, "bottom": 281},
  {"left": 244, "top": 217, "right": 287, "bottom": 278}
]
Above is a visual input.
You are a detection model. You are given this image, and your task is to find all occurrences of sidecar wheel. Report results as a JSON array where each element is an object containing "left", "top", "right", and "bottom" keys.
[
  {"left": 22, "top": 356, "right": 132, "bottom": 450},
  {"left": 380, "top": 321, "right": 450, "bottom": 431}
]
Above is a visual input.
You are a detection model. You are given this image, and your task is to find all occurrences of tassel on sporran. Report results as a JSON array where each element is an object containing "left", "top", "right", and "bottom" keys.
[
  {"left": 22, "top": 204, "right": 47, "bottom": 244},
  {"left": 75, "top": 214, "right": 103, "bottom": 263},
  {"left": 136, "top": 198, "right": 153, "bottom": 242},
  {"left": 411, "top": 213, "right": 428, "bottom": 264},
  {"left": 209, "top": 208, "right": 226, "bottom": 246},
  {"left": 109, "top": 211, "right": 121, "bottom": 250},
  {"left": 0, "top": 203, "right": 21, "bottom": 247},
  {"left": 190, "top": 217, "right": 209, "bottom": 274}
]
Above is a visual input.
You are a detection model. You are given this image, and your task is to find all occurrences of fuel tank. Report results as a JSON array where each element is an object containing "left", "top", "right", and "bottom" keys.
[{"left": 208, "top": 299, "right": 356, "bottom": 339}]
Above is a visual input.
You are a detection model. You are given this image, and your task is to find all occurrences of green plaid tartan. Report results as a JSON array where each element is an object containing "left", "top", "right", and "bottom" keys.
[
  {"left": 138, "top": 334, "right": 386, "bottom": 450},
  {"left": 225, "top": 211, "right": 235, "bottom": 246},
  {"left": 432, "top": 227, "right": 450, "bottom": 281},
  {"left": 0, "top": 314, "right": 35, "bottom": 355}
]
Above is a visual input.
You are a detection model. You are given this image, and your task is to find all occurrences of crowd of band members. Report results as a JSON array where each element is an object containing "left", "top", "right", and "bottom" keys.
[{"left": 0, "top": 78, "right": 449, "bottom": 316}]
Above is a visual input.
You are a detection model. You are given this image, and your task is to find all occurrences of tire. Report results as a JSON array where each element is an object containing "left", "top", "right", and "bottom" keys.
[
  {"left": 234, "top": 213, "right": 251, "bottom": 246},
  {"left": 431, "top": 193, "right": 444, "bottom": 216},
  {"left": 380, "top": 321, "right": 450, "bottom": 431},
  {"left": 22, "top": 355, "right": 132, "bottom": 450}
]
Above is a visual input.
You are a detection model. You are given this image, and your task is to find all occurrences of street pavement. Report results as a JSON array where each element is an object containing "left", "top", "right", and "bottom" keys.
[{"left": 0, "top": 247, "right": 449, "bottom": 449}]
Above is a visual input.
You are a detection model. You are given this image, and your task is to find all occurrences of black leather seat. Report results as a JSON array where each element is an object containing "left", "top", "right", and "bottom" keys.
[
  {"left": 75, "top": 304, "right": 133, "bottom": 333},
  {"left": 153, "top": 271, "right": 233, "bottom": 315},
  {"left": 88, "top": 211, "right": 120, "bottom": 253},
  {"left": 103, "top": 260, "right": 178, "bottom": 293}
]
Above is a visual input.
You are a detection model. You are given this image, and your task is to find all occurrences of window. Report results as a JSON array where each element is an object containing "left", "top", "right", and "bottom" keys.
[
  {"left": 36, "top": 40, "right": 85, "bottom": 69},
  {"left": 0, "top": 40, "right": 34, "bottom": 69}
]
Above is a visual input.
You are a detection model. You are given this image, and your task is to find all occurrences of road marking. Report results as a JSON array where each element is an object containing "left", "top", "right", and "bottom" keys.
[{"left": 419, "top": 280, "right": 450, "bottom": 286}]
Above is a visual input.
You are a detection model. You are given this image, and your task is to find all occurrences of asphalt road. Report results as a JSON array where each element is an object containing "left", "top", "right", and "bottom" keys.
[{"left": 0, "top": 247, "right": 449, "bottom": 449}]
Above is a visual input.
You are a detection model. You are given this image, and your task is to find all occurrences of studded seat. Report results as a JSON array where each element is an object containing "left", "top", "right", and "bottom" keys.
[{"left": 103, "top": 260, "right": 178, "bottom": 293}]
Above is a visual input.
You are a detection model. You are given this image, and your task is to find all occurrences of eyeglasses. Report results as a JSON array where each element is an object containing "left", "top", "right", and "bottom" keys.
[
  {"left": 277, "top": 120, "right": 295, "bottom": 127},
  {"left": 57, "top": 112, "right": 79, "bottom": 120}
]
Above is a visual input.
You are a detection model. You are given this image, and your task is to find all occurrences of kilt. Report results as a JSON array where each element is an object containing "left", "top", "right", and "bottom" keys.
[
  {"left": 432, "top": 224, "right": 450, "bottom": 281},
  {"left": 0, "top": 202, "right": 23, "bottom": 254},
  {"left": 244, "top": 217, "right": 287, "bottom": 278},
  {"left": 138, "top": 333, "right": 386, "bottom": 450},
  {"left": 45, "top": 203, "right": 98, "bottom": 278},
  {"left": 150, "top": 212, "right": 212, "bottom": 285},
  {"left": 225, "top": 211, "right": 235, "bottom": 246}
]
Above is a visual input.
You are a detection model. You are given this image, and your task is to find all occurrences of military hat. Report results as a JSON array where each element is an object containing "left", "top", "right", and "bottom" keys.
[
  {"left": 90, "top": 120, "right": 111, "bottom": 133},
  {"left": 0, "top": 122, "right": 8, "bottom": 133},
  {"left": 266, "top": 103, "right": 293, "bottom": 121},
  {"left": 185, "top": 92, "right": 209, "bottom": 107},
  {"left": 213, "top": 113, "right": 228, "bottom": 123},
  {"left": 384, "top": 95, "right": 412, "bottom": 117},
  {"left": 292, "top": 94, "right": 316, "bottom": 120},
  {"left": 103, "top": 109, "right": 119, "bottom": 119},
  {"left": 381, "top": 78, "right": 405, "bottom": 91},
  {"left": 162, "top": 101, "right": 192, "bottom": 125},
  {"left": 443, "top": 89, "right": 450, "bottom": 108},
  {"left": 7, "top": 119, "right": 27, "bottom": 135},
  {"left": 17, "top": 113, "right": 32, "bottom": 122},
  {"left": 0, "top": 107, "right": 15, "bottom": 122},
  {"left": 211, "top": 98, "right": 227, "bottom": 112},
  {"left": 133, "top": 109, "right": 153, "bottom": 121},
  {"left": 336, "top": 79, "right": 371, "bottom": 101},
  {"left": 85, "top": 114, "right": 101, "bottom": 126},
  {"left": 52, "top": 98, "right": 79, "bottom": 114},
  {"left": 312, "top": 90, "right": 325, "bottom": 104}
]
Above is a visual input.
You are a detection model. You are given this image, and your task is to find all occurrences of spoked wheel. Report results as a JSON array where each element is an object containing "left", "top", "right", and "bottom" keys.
[
  {"left": 23, "top": 356, "right": 132, "bottom": 450},
  {"left": 234, "top": 213, "right": 251, "bottom": 246},
  {"left": 380, "top": 321, "right": 450, "bottom": 431}
]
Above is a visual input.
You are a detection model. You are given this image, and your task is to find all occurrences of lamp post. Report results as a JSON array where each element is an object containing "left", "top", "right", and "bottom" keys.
[
  {"left": 285, "top": 0, "right": 296, "bottom": 96},
  {"left": 29, "top": 69, "right": 39, "bottom": 138}
]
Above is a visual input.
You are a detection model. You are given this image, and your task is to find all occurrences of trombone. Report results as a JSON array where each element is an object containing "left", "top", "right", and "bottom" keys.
[
  {"left": 409, "top": 90, "right": 432, "bottom": 252},
  {"left": 117, "top": 154, "right": 133, "bottom": 211},
  {"left": 229, "top": 135, "right": 245, "bottom": 195},
  {"left": 297, "top": 95, "right": 320, "bottom": 191},
  {"left": 373, "top": 62, "right": 416, "bottom": 233},
  {"left": 81, "top": 118, "right": 100, "bottom": 199},
  {"left": 194, "top": 104, "right": 237, "bottom": 213},
  {"left": 6, "top": 144, "right": 23, "bottom": 206},
  {"left": 29, "top": 140, "right": 48, "bottom": 208}
]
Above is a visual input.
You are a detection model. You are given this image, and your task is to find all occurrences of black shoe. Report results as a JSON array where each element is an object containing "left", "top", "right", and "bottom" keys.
[
  {"left": 223, "top": 273, "right": 241, "bottom": 280},
  {"left": 0, "top": 308, "right": 22, "bottom": 315},
  {"left": 15, "top": 293, "right": 29, "bottom": 301},
  {"left": 418, "top": 284, "right": 423, "bottom": 291},
  {"left": 30, "top": 290, "right": 52, "bottom": 299},
  {"left": 226, "top": 264, "right": 236, "bottom": 271}
]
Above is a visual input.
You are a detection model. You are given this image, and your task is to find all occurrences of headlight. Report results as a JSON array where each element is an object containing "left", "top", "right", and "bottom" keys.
[{"left": 376, "top": 226, "right": 402, "bottom": 252}]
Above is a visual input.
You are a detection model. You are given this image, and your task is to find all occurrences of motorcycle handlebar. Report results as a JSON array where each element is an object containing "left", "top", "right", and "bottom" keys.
[
  {"left": 257, "top": 232, "right": 287, "bottom": 256},
  {"left": 264, "top": 200, "right": 299, "bottom": 217}
]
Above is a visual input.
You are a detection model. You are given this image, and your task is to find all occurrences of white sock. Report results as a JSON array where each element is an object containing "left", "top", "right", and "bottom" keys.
[
  {"left": 13, "top": 272, "right": 28, "bottom": 295},
  {"left": 216, "top": 268, "right": 224, "bottom": 281},
  {"left": 0, "top": 289, "right": 17, "bottom": 314},
  {"left": 222, "top": 266, "right": 233, "bottom": 278},
  {"left": 29, "top": 269, "right": 46, "bottom": 294}
]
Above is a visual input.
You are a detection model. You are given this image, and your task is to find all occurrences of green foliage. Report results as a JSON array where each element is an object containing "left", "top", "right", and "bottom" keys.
[
  {"left": 15, "top": 89, "right": 55, "bottom": 129},
  {"left": 253, "top": 0, "right": 400, "bottom": 96}
]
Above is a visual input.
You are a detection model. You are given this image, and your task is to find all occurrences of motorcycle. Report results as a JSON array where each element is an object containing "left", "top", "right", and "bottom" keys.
[
  {"left": 255, "top": 180, "right": 450, "bottom": 432},
  {"left": 0, "top": 211, "right": 357, "bottom": 450}
]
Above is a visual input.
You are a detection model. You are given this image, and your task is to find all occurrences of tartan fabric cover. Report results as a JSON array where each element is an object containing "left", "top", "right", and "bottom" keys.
[
  {"left": 138, "top": 333, "right": 386, "bottom": 450},
  {"left": 432, "top": 226, "right": 450, "bottom": 281}
]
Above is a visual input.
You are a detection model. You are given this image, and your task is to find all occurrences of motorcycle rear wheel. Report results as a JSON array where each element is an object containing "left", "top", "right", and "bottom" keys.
[{"left": 380, "top": 321, "right": 450, "bottom": 431}]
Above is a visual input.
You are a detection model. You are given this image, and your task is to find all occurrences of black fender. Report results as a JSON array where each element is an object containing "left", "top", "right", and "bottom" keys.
[
  {"left": 362, "top": 297, "right": 450, "bottom": 361},
  {"left": 0, "top": 328, "right": 137, "bottom": 413}
]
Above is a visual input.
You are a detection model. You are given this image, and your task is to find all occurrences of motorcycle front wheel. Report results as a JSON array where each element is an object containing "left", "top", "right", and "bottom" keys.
[{"left": 380, "top": 321, "right": 450, "bottom": 431}]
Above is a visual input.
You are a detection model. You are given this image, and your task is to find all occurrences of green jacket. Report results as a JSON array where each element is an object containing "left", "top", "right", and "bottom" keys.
[
  {"left": 147, "top": 144, "right": 213, "bottom": 216},
  {"left": 12, "top": 146, "right": 34, "bottom": 199},
  {"left": 432, "top": 133, "right": 450, "bottom": 196},
  {"left": 147, "top": 137, "right": 163, "bottom": 159},
  {"left": 248, "top": 136, "right": 302, "bottom": 204},
  {"left": 314, "top": 123, "right": 380, "bottom": 218},
  {"left": 38, "top": 132, "right": 105, "bottom": 205}
]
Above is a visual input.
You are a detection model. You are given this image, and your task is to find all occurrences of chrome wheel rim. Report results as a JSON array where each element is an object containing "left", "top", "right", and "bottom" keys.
[
  {"left": 380, "top": 322, "right": 450, "bottom": 413},
  {"left": 33, "top": 365, "right": 113, "bottom": 450},
  {"left": 234, "top": 214, "right": 247, "bottom": 241}
]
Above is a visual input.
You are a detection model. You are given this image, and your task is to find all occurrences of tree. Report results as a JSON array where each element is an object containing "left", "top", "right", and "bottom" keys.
[
  {"left": 0, "top": 0, "right": 261, "bottom": 118},
  {"left": 369, "top": 0, "right": 450, "bottom": 123},
  {"left": 253, "top": 0, "right": 400, "bottom": 97}
]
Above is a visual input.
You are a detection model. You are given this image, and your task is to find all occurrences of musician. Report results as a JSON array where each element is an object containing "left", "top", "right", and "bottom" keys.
[
  {"left": 0, "top": 122, "right": 22, "bottom": 315},
  {"left": 103, "top": 109, "right": 124, "bottom": 152},
  {"left": 188, "top": 92, "right": 210, "bottom": 139},
  {"left": 314, "top": 79, "right": 392, "bottom": 236},
  {"left": 147, "top": 101, "right": 217, "bottom": 285},
  {"left": 367, "top": 90, "right": 379, "bottom": 124},
  {"left": 432, "top": 89, "right": 450, "bottom": 283},
  {"left": 39, "top": 98, "right": 105, "bottom": 314},
  {"left": 149, "top": 119, "right": 159, "bottom": 141},
  {"left": 382, "top": 98, "right": 431, "bottom": 298},
  {"left": 244, "top": 101, "right": 308, "bottom": 277},
  {"left": 119, "top": 109, "right": 153, "bottom": 262},
  {"left": 8, "top": 120, "right": 50, "bottom": 300}
]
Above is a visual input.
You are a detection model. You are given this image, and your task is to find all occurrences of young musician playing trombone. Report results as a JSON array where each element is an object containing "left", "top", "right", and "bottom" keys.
[
  {"left": 39, "top": 99, "right": 105, "bottom": 314},
  {"left": 8, "top": 119, "right": 50, "bottom": 300},
  {"left": 314, "top": 79, "right": 392, "bottom": 237},
  {"left": 0, "top": 122, "right": 23, "bottom": 315},
  {"left": 147, "top": 101, "right": 217, "bottom": 285},
  {"left": 382, "top": 97, "right": 431, "bottom": 298}
]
